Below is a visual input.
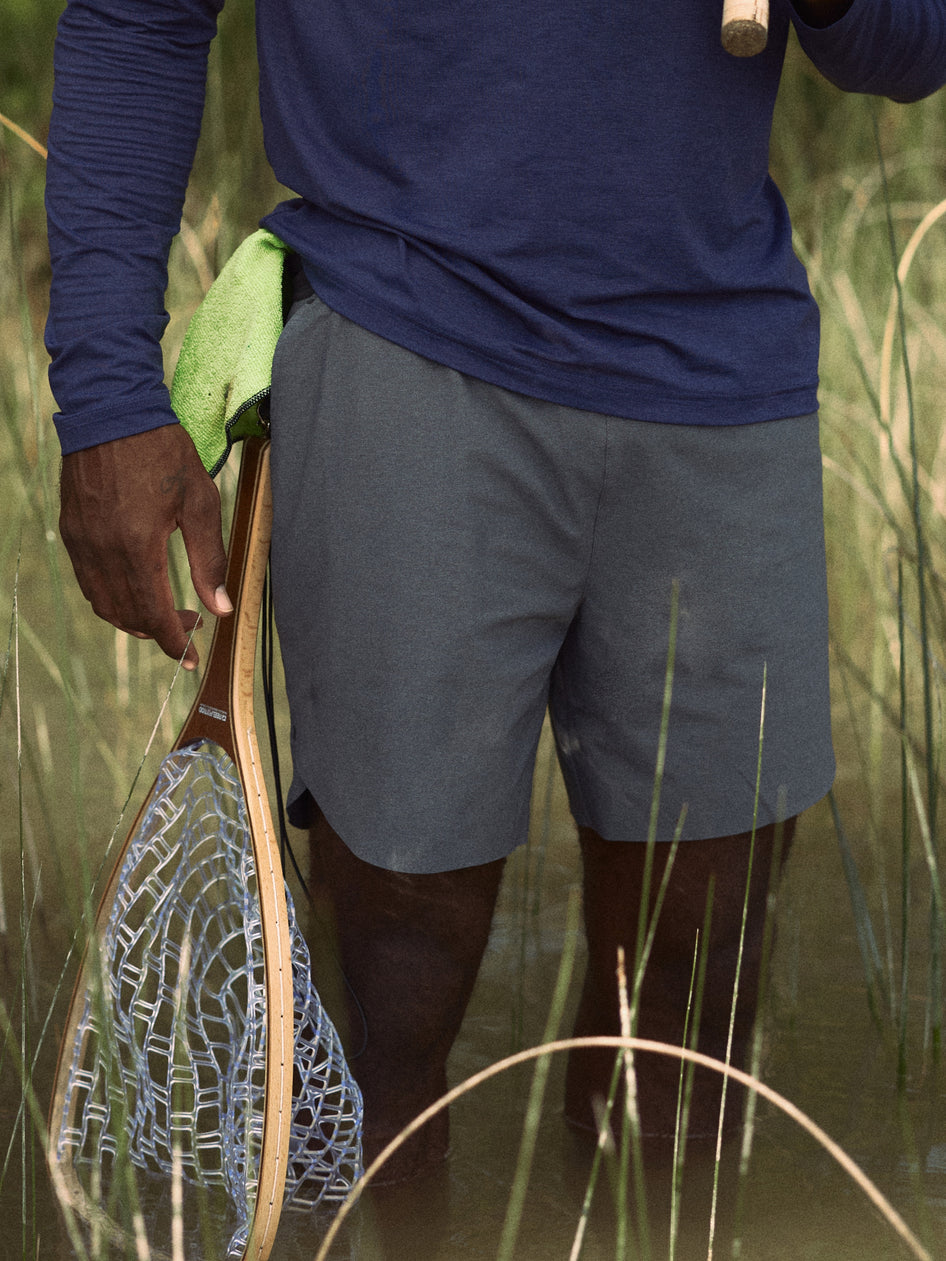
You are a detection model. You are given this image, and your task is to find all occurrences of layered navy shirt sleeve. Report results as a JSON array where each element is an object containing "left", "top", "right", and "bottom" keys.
[
  {"left": 792, "top": 0, "right": 946, "bottom": 101},
  {"left": 45, "top": 0, "right": 222, "bottom": 454},
  {"left": 46, "top": 0, "right": 946, "bottom": 453}
]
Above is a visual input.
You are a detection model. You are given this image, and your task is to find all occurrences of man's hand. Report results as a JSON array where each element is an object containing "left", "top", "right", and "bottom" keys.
[{"left": 60, "top": 425, "right": 231, "bottom": 671}]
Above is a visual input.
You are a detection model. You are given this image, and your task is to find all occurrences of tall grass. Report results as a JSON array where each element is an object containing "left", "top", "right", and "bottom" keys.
[
  {"left": 778, "top": 53, "right": 946, "bottom": 1085},
  {"left": 1, "top": 7, "right": 946, "bottom": 1258}
]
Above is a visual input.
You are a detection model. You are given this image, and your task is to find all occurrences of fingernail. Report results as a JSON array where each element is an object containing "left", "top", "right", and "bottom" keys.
[{"left": 215, "top": 585, "right": 233, "bottom": 614}]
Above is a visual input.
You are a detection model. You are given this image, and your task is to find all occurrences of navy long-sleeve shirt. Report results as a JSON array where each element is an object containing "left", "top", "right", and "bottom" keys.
[{"left": 45, "top": 0, "right": 946, "bottom": 454}]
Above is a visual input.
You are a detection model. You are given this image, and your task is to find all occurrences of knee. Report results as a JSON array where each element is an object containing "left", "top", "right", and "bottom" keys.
[{"left": 578, "top": 819, "right": 795, "bottom": 978}]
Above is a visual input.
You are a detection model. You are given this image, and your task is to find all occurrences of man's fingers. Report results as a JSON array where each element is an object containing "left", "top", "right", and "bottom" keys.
[
  {"left": 115, "top": 610, "right": 204, "bottom": 669},
  {"left": 95, "top": 564, "right": 198, "bottom": 663},
  {"left": 59, "top": 425, "right": 228, "bottom": 667},
  {"left": 178, "top": 473, "right": 230, "bottom": 618}
]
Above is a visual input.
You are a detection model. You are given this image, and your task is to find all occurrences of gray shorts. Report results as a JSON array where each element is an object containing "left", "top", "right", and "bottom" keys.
[{"left": 269, "top": 293, "right": 835, "bottom": 874}]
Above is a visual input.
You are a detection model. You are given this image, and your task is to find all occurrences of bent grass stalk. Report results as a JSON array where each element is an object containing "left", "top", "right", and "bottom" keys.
[{"left": 313, "top": 1036, "right": 933, "bottom": 1261}]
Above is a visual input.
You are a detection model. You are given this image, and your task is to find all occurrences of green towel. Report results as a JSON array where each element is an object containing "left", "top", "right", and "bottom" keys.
[{"left": 170, "top": 228, "right": 290, "bottom": 476}]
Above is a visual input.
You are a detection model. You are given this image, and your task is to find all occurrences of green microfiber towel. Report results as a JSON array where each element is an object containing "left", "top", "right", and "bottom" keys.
[{"left": 170, "top": 227, "right": 290, "bottom": 476}]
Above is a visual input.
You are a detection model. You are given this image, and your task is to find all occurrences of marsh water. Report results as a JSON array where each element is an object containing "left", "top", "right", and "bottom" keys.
[{"left": 5, "top": 714, "right": 945, "bottom": 1261}]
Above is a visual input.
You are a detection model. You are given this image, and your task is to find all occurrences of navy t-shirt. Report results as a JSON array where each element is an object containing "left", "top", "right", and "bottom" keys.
[{"left": 45, "top": 0, "right": 946, "bottom": 453}]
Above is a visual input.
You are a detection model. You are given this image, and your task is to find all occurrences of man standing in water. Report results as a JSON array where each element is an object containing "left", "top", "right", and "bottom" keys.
[{"left": 48, "top": 0, "right": 946, "bottom": 1184}]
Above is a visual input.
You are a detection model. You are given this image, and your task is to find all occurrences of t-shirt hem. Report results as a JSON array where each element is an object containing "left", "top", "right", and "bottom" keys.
[{"left": 303, "top": 271, "right": 819, "bottom": 427}]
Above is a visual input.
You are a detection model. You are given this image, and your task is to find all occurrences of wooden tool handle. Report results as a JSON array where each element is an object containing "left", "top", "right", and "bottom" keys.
[
  {"left": 722, "top": 0, "right": 768, "bottom": 56},
  {"left": 178, "top": 435, "right": 272, "bottom": 761}
]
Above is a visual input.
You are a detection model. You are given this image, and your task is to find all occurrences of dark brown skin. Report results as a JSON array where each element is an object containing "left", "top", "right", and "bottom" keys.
[
  {"left": 59, "top": 425, "right": 231, "bottom": 670},
  {"left": 308, "top": 813, "right": 795, "bottom": 1181},
  {"left": 307, "top": 815, "right": 507, "bottom": 1183},
  {"left": 564, "top": 818, "right": 796, "bottom": 1140}
]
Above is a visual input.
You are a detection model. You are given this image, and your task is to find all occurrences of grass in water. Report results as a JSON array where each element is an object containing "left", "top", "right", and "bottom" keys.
[{"left": 811, "top": 92, "right": 946, "bottom": 1100}]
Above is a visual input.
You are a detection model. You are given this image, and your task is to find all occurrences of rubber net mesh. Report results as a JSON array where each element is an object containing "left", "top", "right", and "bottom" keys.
[{"left": 56, "top": 740, "right": 363, "bottom": 1256}]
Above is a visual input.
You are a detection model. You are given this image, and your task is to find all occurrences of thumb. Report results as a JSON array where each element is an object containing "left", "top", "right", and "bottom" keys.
[
  {"left": 207, "top": 583, "right": 233, "bottom": 617},
  {"left": 185, "top": 519, "right": 230, "bottom": 615},
  {"left": 176, "top": 460, "right": 230, "bottom": 616}
]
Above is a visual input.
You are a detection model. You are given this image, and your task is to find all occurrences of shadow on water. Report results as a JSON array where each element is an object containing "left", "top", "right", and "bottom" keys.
[{"left": 11, "top": 732, "right": 946, "bottom": 1261}]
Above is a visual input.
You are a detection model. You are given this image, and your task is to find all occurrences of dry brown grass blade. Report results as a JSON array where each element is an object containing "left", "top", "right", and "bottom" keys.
[
  {"left": 0, "top": 113, "right": 47, "bottom": 160},
  {"left": 313, "top": 1036, "right": 933, "bottom": 1261}
]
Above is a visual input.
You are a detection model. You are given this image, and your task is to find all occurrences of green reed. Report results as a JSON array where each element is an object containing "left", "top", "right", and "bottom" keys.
[
  {"left": 873, "top": 99, "right": 943, "bottom": 1061},
  {"left": 788, "top": 77, "right": 946, "bottom": 1083}
]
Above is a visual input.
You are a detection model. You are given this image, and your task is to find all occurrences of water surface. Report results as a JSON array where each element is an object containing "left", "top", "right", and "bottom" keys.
[{"left": 6, "top": 728, "right": 945, "bottom": 1261}]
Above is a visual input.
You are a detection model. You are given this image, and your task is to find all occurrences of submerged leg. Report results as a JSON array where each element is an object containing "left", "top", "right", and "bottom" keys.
[
  {"left": 564, "top": 819, "right": 795, "bottom": 1141},
  {"left": 308, "top": 815, "right": 506, "bottom": 1183}
]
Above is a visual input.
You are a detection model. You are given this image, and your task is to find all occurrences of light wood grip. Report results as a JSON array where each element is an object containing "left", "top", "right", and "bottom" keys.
[
  {"left": 177, "top": 435, "right": 272, "bottom": 760},
  {"left": 722, "top": 0, "right": 769, "bottom": 56}
]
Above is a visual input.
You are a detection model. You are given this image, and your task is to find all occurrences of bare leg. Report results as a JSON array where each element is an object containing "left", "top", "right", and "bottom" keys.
[
  {"left": 564, "top": 819, "right": 795, "bottom": 1141},
  {"left": 308, "top": 815, "right": 506, "bottom": 1182}
]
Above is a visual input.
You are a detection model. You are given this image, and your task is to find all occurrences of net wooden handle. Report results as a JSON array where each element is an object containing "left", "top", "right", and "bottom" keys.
[
  {"left": 722, "top": 0, "right": 768, "bottom": 56},
  {"left": 179, "top": 435, "right": 272, "bottom": 760}
]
